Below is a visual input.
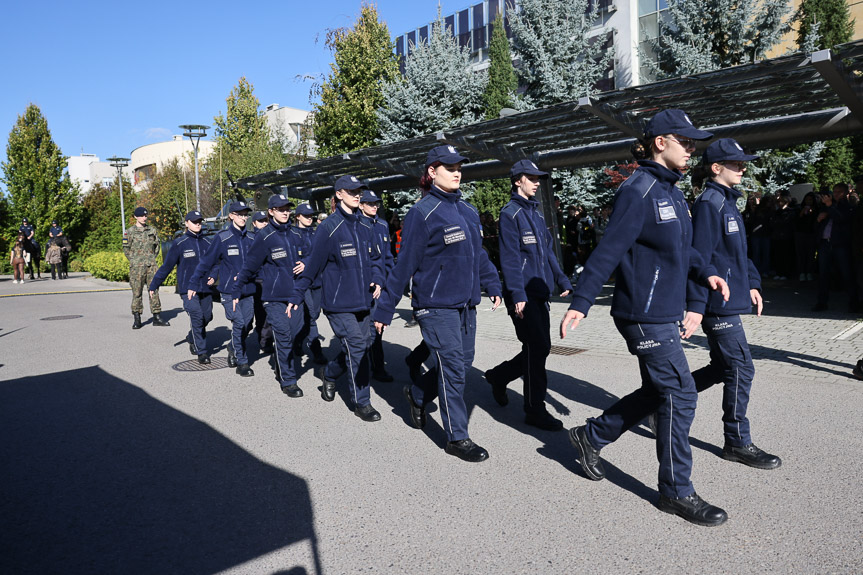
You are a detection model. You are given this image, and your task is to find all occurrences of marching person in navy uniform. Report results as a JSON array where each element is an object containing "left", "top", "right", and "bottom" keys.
[
  {"left": 189, "top": 200, "right": 256, "bottom": 376},
  {"left": 289, "top": 176, "right": 385, "bottom": 422},
  {"left": 292, "top": 203, "right": 328, "bottom": 365},
  {"left": 359, "top": 189, "right": 395, "bottom": 382},
  {"left": 251, "top": 210, "right": 274, "bottom": 354},
  {"left": 560, "top": 110, "right": 731, "bottom": 526},
  {"left": 234, "top": 194, "right": 306, "bottom": 396},
  {"left": 683, "top": 138, "right": 782, "bottom": 469},
  {"left": 373, "top": 146, "right": 503, "bottom": 462},
  {"left": 485, "top": 159, "right": 572, "bottom": 431},
  {"left": 149, "top": 211, "right": 215, "bottom": 364}
]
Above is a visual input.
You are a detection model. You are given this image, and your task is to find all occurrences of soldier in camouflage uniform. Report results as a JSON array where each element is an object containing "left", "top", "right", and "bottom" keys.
[{"left": 124, "top": 206, "right": 170, "bottom": 329}]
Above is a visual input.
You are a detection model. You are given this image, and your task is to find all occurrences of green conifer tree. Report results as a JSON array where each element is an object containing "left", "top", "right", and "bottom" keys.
[
  {"left": 796, "top": 0, "right": 854, "bottom": 49},
  {"left": 483, "top": 13, "right": 518, "bottom": 120},
  {"left": 313, "top": 4, "right": 400, "bottom": 157}
]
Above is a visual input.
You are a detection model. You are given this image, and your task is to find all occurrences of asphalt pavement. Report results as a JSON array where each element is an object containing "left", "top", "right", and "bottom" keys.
[{"left": 1, "top": 273, "right": 861, "bottom": 574}]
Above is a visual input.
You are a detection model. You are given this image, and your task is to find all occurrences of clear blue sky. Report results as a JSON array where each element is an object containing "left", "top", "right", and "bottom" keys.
[{"left": 0, "top": 0, "right": 464, "bottom": 190}]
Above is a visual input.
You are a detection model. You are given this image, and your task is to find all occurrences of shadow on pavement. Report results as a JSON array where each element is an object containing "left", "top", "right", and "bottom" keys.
[{"left": 0, "top": 367, "right": 322, "bottom": 574}]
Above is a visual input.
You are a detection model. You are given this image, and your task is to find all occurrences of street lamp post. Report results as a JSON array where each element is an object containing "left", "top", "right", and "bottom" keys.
[
  {"left": 107, "top": 156, "right": 130, "bottom": 236},
  {"left": 179, "top": 124, "right": 210, "bottom": 212}
]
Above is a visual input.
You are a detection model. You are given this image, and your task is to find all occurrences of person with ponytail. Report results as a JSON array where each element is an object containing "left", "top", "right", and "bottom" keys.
[
  {"left": 373, "top": 145, "right": 502, "bottom": 462},
  {"left": 560, "top": 109, "right": 731, "bottom": 526},
  {"left": 682, "top": 138, "right": 782, "bottom": 471}
]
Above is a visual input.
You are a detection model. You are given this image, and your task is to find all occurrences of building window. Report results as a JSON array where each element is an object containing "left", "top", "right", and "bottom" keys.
[
  {"left": 134, "top": 164, "right": 157, "bottom": 186},
  {"left": 638, "top": 0, "right": 669, "bottom": 82}
]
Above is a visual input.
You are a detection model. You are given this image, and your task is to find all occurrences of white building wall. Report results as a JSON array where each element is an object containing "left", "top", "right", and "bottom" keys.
[
  {"left": 264, "top": 104, "right": 316, "bottom": 156},
  {"left": 129, "top": 135, "right": 215, "bottom": 192}
]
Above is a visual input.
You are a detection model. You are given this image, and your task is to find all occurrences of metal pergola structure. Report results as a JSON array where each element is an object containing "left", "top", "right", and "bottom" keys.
[{"left": 238, "top": 40, "right": 863, "bottom": 204}]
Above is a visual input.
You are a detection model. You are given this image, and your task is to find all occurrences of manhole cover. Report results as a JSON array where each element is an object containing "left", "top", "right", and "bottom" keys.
[
  {"left": 172, "top": 357, "right": 230, "bottom": 371},
  {"left": 41, "top": 315, "right": 83, "bottom": 321},
  {"left": 549, "top": 345, "right": 586, "bottom": 356}
]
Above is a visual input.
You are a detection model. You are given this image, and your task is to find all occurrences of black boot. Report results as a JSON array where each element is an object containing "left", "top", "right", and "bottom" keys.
[
  {"left": 132, "top": 313, "right": 143, "bottom": 330},
  {"left": 152, "top": 313, "right": 170, "bottom": 327},
  {"left": 227, "top": 347, "right": 238, "bottom": 368}
]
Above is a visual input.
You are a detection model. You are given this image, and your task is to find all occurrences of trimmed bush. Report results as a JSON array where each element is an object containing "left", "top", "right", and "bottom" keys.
[{"left": 84, "top": 251, "right": 129, "bottom": 282}]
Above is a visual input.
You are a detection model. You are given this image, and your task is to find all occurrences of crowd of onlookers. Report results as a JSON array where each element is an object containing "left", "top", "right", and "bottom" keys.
[{"left": 379, "top": 179, "right": 863, "bottom": 315}]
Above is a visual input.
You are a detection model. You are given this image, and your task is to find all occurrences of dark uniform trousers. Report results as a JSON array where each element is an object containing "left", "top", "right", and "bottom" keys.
[
  {"left": 264, "top": 301, "right": 305, "bottom": 387},
  {"left": 184, "top": 293, "right": 213, "bottom": 354},
  {"left": 413, "top": 307, "right": 476, "bottom": 442},
  {"left": 816, "top": 239, "right": 858, "bottom": 307},
  {"left": 324, "top": 310, "right": 373, "bottom": 407},
  {"left": 485, "top": 297, "right": 552, "bottom": 414},
  {"left": 692, "top": 314, "right": 754, "bottom": 447},
  {"left": 369, "top": 299, "right": 386, "bottom": 373},
  {"left": 221, "top": 294, "right": 254, "bottom": 365},
  {"left": 303, "top": 286, "right": 323, "bottom": 347},
  {"left": 584, "top": 320, "right": 697, "bottom": 499},
  {"left": 254, "top": 281, "right": 273, "bottom": 349}
]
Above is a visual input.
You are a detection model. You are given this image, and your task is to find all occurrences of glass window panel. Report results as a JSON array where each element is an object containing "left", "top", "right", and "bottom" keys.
[
  {"left": 489, "top": 0, "right": 500, "bottom": 20},
  {"left": 639, "top": 13, "right": 658, "bottom": 41},
  {"left": 473, "top": 3, "right": 484, "bottom": 28},
  {"left": 473, "top": 26, "right": 487, "bottom": 50},
  {"left": 419, "top": 25, "right": 428, "bottom": 43},
  {"left": 445, "top": 14, "right": 455, "bottom": 35},
  {"left": 659, "top": 0, "right": 668, "bottom": 9},
  {"left": 639, "top": 0, "right": 656, "bottom": 16},
  {"left": 458, "top": 9, "right": 470, "bottom": 34},
  {"left": 459, "top": 32, "right": 472, "bottom": 49},
  {"left": 395, "top": 36, "right": 404, "bottom": 58},
  {"left": 407, "top": 30, "right": 416, "bottom": 49}
]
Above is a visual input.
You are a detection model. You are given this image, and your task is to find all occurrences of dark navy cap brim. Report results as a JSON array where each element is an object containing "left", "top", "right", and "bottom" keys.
[{"left": 674, "top": 127, "right": 714, "bottom": 140}]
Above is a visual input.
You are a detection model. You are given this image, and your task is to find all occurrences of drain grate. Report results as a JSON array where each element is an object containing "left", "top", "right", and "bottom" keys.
[
  {"left": 172, "top": 357, "right": 230, "bottom": 371},
  {"left": 41, "top": 315, "right": 83, "bottom": 321},
  {"left": 549, "top": 345, "right": 586, "bottom": 356}
]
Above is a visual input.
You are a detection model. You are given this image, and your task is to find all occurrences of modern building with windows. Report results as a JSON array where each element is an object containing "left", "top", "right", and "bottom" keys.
[
  {"left": 393, "top": 0, "right": 863, "bottom": 94},
  {"left": 67, "top": 153, "right": 132, "bottom": 196}
]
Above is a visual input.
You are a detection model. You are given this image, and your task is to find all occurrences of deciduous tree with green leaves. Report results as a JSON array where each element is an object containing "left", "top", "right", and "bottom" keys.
[
  {"left": 79, "top": 176, "right": 133, "bottom": 257},
  {"left": 312, "top": 3, "right": 400, "bottom": 157},
  {"left": 1, "top": 104, "right": 84, "bottom": 248}
]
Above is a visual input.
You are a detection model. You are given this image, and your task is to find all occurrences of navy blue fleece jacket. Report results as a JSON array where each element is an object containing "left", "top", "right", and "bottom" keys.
[
  {"left": 233, "top": 220, "right": 301, "bottom": 302},
  {"left": 498, "top": 193, "right": 572, "bottom": 303},
  {"left": 569, "top": 161, "right": 718, "bottom": 324},
  {"left": 190, "top": 223, "right": 256, "bottom": 298},
  {"left": 372, "top": 185, "right": 503, "bottom": 324},
  {"left": 686, "top": 181, "right": 760, "bottom": 316},
  {"left": 149, "top": 230, "right": 214, "bottom": 293},
  {"left": 290, "top": 204, "right": 384, "bottom": 313}
]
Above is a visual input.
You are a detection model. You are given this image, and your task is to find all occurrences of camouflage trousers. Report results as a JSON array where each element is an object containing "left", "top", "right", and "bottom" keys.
[{"left": 130, "top": 263, "right": 161, "bottom": 314}]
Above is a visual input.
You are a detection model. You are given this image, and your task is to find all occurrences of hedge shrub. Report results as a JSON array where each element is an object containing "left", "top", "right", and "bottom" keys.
[{"left": 83, "top": 251, "right": 176, "bottom": 285}]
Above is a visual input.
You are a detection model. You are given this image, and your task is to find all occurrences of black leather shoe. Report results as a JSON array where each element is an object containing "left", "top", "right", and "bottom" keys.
[
  {"left": 152, "top": 313, "right": 170, "bottom": 327},
  {"left": 525, "top": 410, "right": 563, "bottom": 431},
  {"left": 405, "top": 357, "right": 423, "bottom": 382},
  {"left": 197, "top": 354, "right": 211, "bottom": 365},
  {"left": 281, "top": 384, "right": 303, "bottom": 398},
  {"left": 403, "top": 385, "right": 426, "bottom": 429},
  {"left": 569, "top": 426, "right": 605, "bottom": 480},
  {"left": 355, "top": 404, "right": 381, "bottom": 422},
  {"left": 485, "top": 369, "right": 509, "bottom": 406},
  {"left": 722, "top": 443, "right": 782, "bottom": 469},
  {"left": 445, "top": 439, "right": 489, "bottom": 462},
  {"left": 854, "top": 360, "right": 863, "bottom": 381},
  {"left": 132, "top": 312, "right": 142, "bottom": 330},
  {"left": 320, "top": 376, "right": 336, "bottom": 402},
  {"left": 189, "top": 342, "right": 196, "bottom": 355},
  {"left": 236, "top": 364, "right": 254, "bottom": 377},
  {"left": 646, "top": 411, "right": 658, "bottom": 437},
  {"left": 372, "top": 370, "right": 394, "bottom": 382},
  {"left": 227, "top": 349, "right": 238, "bottom": 368},
  {"left": 657, "top": 492, "right": 728, "bottom": 527}
]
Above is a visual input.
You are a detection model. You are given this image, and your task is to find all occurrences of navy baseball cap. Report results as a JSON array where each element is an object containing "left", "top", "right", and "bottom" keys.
[
  {"left": 229, "top": 200, "right": 251, "bottom": 213},
  {"left": 426, "top": 145, "right": 469, "bottom": 167},
  {"left": 295, "top": 203, "right": 316, "bottom": 216},
  {"left": 51, "top": 220, "right": 58, "bottom": 224},
  {"left": 334, "top": 175, "right": 367, "bottom": 191},
  {"left": 510, "top": 159, "right": 548, "bottom": 179},
  {"left": 268, "top": 194, "right": 295, "bottom": 209},
  {"left": 644, "top": 109, "right": 713, "bottom": 140},
  {"left": 185, "top": 210, "right": 203, "bottom": 221},
  {"left": 361, "top": 189, "right": 382, "bottom": 203},
  {"left": 22, "top": 218, "right": 28, "bottom": 223},
  {"left": 252, "top": 210, "right": 268, "bottom": 222},
  {"left": 702, "top": 138, "right": 759, "bottom": 164},
  {"left": 133, "top": 207, "right": 148, "bottom": 217}
]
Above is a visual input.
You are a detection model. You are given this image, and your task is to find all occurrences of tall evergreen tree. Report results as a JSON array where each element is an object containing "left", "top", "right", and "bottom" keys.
[
  {"left": 483, "top": 12, "right": 518, "bottom": 120},
  {"left": 644, "top": 0, "right": 791, "bottom": 79},
  {"left": 312, "top": 4, "right": 400, "bottom": 157},
  {"left": 796, "top": 0, "right": 854, "bottom": 49},
  {"left": 377, "top": 15, "right": 487, "bottom": 144},
  {"left": 1, "top": 104, "right": 83, "bottom": 246},
  {"left": 208, "top": 77, "right": 292, "bottom": 182},
  {"left": 509, "top": 0, "right": 612, "bottom": 108}
]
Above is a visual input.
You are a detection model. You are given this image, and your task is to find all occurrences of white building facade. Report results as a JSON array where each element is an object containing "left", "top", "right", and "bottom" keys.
[{"left": 129, "top": 135, "right": 216, "bottom": 192}]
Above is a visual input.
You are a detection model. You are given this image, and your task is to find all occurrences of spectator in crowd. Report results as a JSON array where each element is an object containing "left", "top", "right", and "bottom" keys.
[
  {"left": 481, "top": 211, "right": 500, "bottom": 269},
  {"left": 813, "top": 183, "right": 859, "bottom": 312},
  {"left": 794, "top": 192, "right": 818, "bottom": 281},
  {"left": 45, "top": 239, "right": 63, "bottom": 280},
  {"left": 10, "top": 233, "right": 28, "bottom": 284},
  {"left": 594, "top": 204, "right": 612, "bottom": 245},
  {"left": 770, "top": 193, "right": 796, "bottom": 280},
  {"left": 745, "top": 192, "right": 773, "bottom": 277}
]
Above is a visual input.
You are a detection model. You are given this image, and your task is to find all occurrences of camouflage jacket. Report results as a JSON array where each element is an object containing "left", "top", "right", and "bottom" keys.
[{"left": 124, "top": 224, "right": 160, "bottom": 265}]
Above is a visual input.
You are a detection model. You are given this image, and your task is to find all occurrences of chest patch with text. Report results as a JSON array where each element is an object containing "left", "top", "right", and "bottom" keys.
[
  {"left": 340, "top": 242, "right": 357, "bottom": 257},
  {"left": 443, "top": 225, "right": 466, "bottom": 245},
  {"left": 183, "top": 250, "right": 196, "bottom": 258}
]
